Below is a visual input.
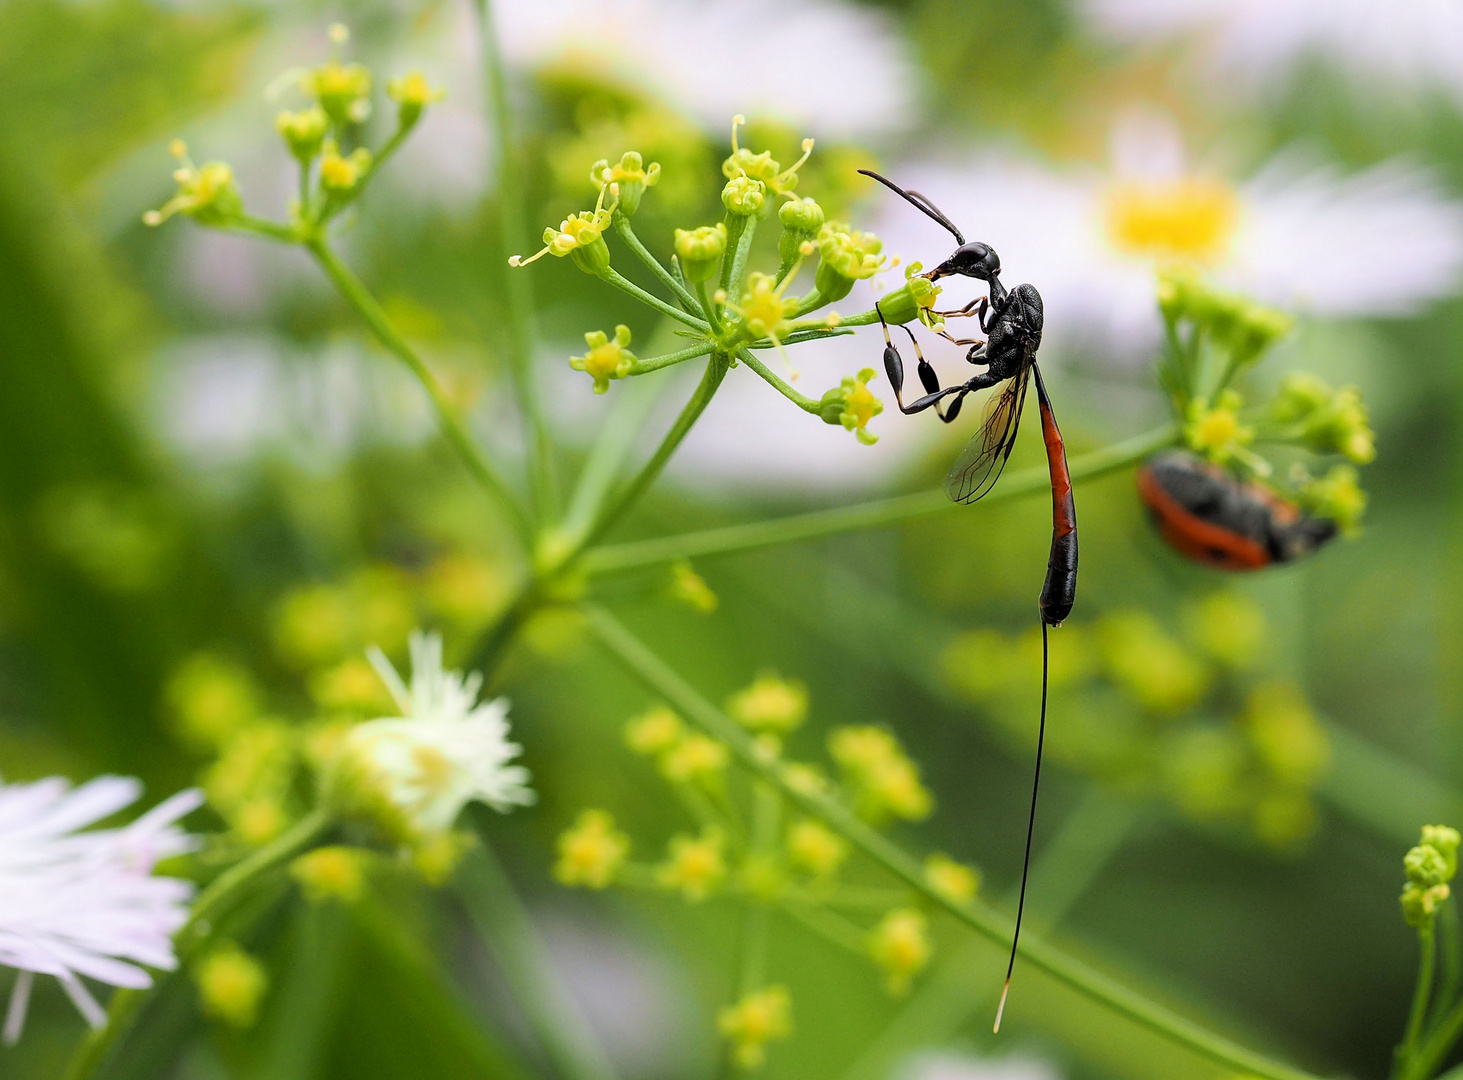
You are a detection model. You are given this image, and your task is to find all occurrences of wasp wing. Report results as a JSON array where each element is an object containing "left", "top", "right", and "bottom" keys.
[{"left": 942, "top": 365, "right": 1032, "bottom": 505}]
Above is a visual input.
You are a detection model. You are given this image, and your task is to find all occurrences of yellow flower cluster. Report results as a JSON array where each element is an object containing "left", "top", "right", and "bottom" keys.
[
  {"left": 658, "top": 826, "right": 727, "bottom": 901},
  {"left": 727, "top": 673, "right": 808, "bottom": 733},
  {"left": 195, "top": 943, "right": 268, "bottom": 1030},
  {"left": 828, "top": 726, "right": 933, "bottom": 823},
  {"left": 867, "top": 908, "right": 930, "bottom": 995},
  {"left": 555, "top": 810, "right": 631, "bottom": 890},
  {"left": 717, "top": 985, "right": 793, "bottom": 1069}
]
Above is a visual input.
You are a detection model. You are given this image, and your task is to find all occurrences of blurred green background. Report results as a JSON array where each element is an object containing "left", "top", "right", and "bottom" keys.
[{"left": 4, "top": 1, "right": 1463, "bottom": 1078}]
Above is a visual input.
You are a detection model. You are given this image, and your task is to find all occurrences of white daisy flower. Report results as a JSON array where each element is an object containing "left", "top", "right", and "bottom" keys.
[
  {"left": 0, "top": 777, "right": 202, "bottom": 1044},
  {"left": 345, "top": 631, "right": 534, "bottom": 836},
  {"left": 870, "top": 108, "right": 1463, "bottom": 362},
  {"left": 493, "top": 0, "right": 917, "bottom": 138},
  {"left": 1080, "top": 0, "right": 1463, "bottom": 102}
]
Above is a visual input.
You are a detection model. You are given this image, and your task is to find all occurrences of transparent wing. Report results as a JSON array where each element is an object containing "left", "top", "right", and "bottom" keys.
[{"left": 942, "top": 366, "right": 1031, "bottom": 505}]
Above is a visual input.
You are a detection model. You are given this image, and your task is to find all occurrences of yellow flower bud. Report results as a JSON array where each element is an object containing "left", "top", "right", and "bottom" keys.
[
  {"left": 727, "top": 672, "right": 808, "bottom": 733},
  {"left": 291, "top": 846, "right": 367, "bottom": 903},
  {"left": 657, "top": 827, "right": 727, "bottom": 901},
  {"left": 868, "top": 909, "right": 930, "bottom": 995},
  {"left": 570, "top": 325, "right": 636, "bottom": 394},
  {"left": 555, "top": 810, "right": 630, "bottom": 890},
  {"left": 195, "top": 944, "right": 268, "bottom": 1029},
  {"left": 387, "top": 70, "right": 446, "bottom": 128},
  {"left": 717, "top": 985, "right": 792, "bottom": 1069},
  {"left": 673, "top": 223, "right": 727, "bottom": 284},
  {"left": 924, "top": 853, "right": 979, "bottom": 904},
  {"left": 166, "top": 653, "right": 259, "bottom": 751},
  {"left": 660, "top": 734, "right": 730, "bottom": 785},
  {"left": 625, "top": 706, "right": 683, "bottom": 755},
  {"left": 786, "top": 818, "right": 848, "bottom": 878}
]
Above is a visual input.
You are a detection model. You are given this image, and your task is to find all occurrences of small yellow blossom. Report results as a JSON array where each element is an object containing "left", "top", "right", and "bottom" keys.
[
  {"left": 302, "top": 60, "right": 372, "bottom": 125},
  {"left": 724, "top": 115, "right": 815, "bottom": 199},
  {"left": 423, "top": 555, "right": 509, "bottom": 631},
  {"left": 310, "top": 656, "right": 396, "bottom": 714},
  {"left": 660, "top": 735, "right": 730, "bottom": 785},
  {"left": 669, "top": 561, "right": 718, "bottom": 613},
  {"left": 233, "top": 797, "right": 288, "bottom": 846},
  {"left": 166, "top": 653, "right": 259, "bottom": 751},
  {"left": 511, "top": 184, "right": 615, "bottom": 273},
  {"left": 571, "top": 325, "right": 636, "bottom": 393},
  {"left": 555, "top": 810, "right": 630, "bottom": 889},
  {"left": 718, "top": 985, "right": 793, "bottom": 1069},
  {"left": 319, "top": 139, "right": 372, "bottom": 193},
  {"left": 822, "top": 368, "right": 883, "bottom": 446},
  {"left": 204, "top": 722, "right": 297, "bottom": 826},
  {"left": 1297, "top": 464, "right": 1367, "bottom": 535},
  {"left": 195, "top": 944, "right": 268, "bottom": 1029},
  {"left": 722, "top": 174, "right": 767, "bottom": 217},
  {"left": 1403, "top": 881, "right": 1451, "bottom": 927},
  {"left": 868, "top": 908, "right": 931, "bottom": 995},
  {"left": 924, "top": 853, "right": 980, "bottom": 904},
  {"left": 727, "top": 272, "right": 796, "bottom": 345},
  {"left": 410, "top": 829, "right": 474, "bottom": 886},
  {"left": 591, "top": 150, "right": 661, "bottom": 216},
  {"left": 143, "top": 144, "right": 242, "bottom": 228},
  {"left": 387, "top": 70, "right": 446, "bottom": 127},
  {"left": 1185, "top": 390, "right": 1260, "bottom": 471},
  {"left": 727, "top": 673, "right": 808, "bottom": 733},
  {"left": 786, "top": 819, "right": 848, "bottom": 878},
  {"left": 828, "top": 726, "right": 933, "bottom": 822},
  {"left": 1182, "top": 592, "right": 1266, "bottom": 670},
  {"left": 1242, "top": 681, "right": 1331, "bottom": 787},
  {"left": 674, "top": 224, "right": 728, "bottom": 284},
  {"left": 877, "top": 262, "right": 941, "bottom": 327},
  {"left": 275, "top": 106, "right": 329, "bottom": 162},
  {"left": 658, "top": 827, "right": 727, "bottom": 901},
  {"left": 815, "top": 221, "right": 893, "bottom": 302},
  {"left": 291, "top": 846, "right": 367, "bottom": 903},
  {"left": 625, "top": 706, "right": 684, "bottom": 755}
]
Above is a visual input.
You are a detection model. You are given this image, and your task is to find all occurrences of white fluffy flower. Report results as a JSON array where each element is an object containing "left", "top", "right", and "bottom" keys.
[
  {"left": 347, "top": 631, "right": 534, "bottom": 836},
  {"left": 871, "top": 109, "right": 1463, "bottom": 361},
  {"left": 0, "top": 777, "right": 201, "bottom": 1043},
  {"left": 1081, "top": 0, "right": 1463, "bottom": 101},
  {"left": 493, "top": 0, "right": 917, "bottom": 138}
]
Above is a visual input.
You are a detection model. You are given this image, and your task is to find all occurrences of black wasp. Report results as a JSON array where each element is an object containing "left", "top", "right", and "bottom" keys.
[{"left": 860, "top": 168, "right": 1075, "bottom": 1032}]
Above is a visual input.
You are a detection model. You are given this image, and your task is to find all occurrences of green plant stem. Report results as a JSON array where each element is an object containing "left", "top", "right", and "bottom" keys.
[
  {"left": 627, "top": 341, "right": 717, "bottom": 376},
  {"left": 583, "top": 423, "right": 1180, "bottom": 573},
  {"left": 792, "top": 288, "right": 825, "bottom": 317},
  {"left": 600, "top": 267, "right": 710, "bottom": 332},
  {"left": 457, "top": 828, "right": 618, "bottom": 1080},
  {"left": 306, "top": 237, "right": 533, "bottom": 546},
  {"left": 614, "top": 217, "right": 703, "bottom": 316},
  {"left": 698, "top": 280, "right": 726, "bottom": 334},
  {"left": 230, "top": 215, "right": 300, "bottom": 244},
  {"left": 724, "top": 216, "right": 758, "bottom": 307},
  {"left": 475, "top": 0, "right": 557, "bottom": 523},
  {"left": 1438, "top": 901, "right": 1462, "bottom": 1027},
  {"left": 61, "top": 810, "right": 332, "bottom": 1080},
  {"left": 1405, "top": 987, "right": 1463, "bottom": 1080},
  {"left": 562, "top": 375, "right": 669, "bottom": 541},
  {"left": 576, "top": 353, "right": 731, "bottom": 552},
  {"left": 582, "top": 607, "right": 1319, "bottom": 1080},
  {"left": 737, "top": 348, "right": 822, "bottom": 413},
  {"left": 781, "top": 900, "right": 868, "bottom": 954},
  {"left": 1400, "top": 921, "right": 1440, "bottom": 1077}
]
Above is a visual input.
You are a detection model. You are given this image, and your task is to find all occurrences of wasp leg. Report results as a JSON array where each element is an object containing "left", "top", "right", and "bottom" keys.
[
  {"left": 903, "top": 369, "right": 1001, "bottom": 421},
  {"left": 881, "top": 304, "right": 944, "bottom": 410}
]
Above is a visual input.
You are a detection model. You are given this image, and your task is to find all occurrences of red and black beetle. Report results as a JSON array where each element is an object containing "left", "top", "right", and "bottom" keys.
[{"left": 1136, "top": 451, "right": 1337, "bottom": 570}]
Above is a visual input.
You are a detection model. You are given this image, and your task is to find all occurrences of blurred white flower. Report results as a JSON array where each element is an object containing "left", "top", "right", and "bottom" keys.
[
  {"left": 900, "top": 1052, "right": 1061, "bottom": 1080},
  {"left": 0, "top": 777, "right": 201, "bottom": 1043},
  {"left": 494, "top": 0, "right": 917, "bottom": 138},
  {"left": 347, "top": 631, "right": 534, "bottom": 835},
  {"left": 1081, "top": 0, "right": 1463, "bottom": 101},
  {"left": 871, "top": 109, "right": 1463, "bottom": 361}
]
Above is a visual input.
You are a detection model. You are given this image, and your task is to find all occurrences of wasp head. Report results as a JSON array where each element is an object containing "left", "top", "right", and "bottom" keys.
[{"left": 928, "top": 242, "right": 1000, "bottom": 282}]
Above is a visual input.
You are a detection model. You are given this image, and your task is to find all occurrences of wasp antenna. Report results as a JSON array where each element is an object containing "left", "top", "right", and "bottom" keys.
[
  {"left": 858, "top": 168, "right": 965, "bottom": 244},
  {"left": 996, "top": 618, "right": 1050, "bottom": 1034}
]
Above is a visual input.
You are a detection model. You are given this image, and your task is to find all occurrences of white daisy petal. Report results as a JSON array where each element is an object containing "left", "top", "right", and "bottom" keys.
[{"left": 0, "top": 777, "right": 199, "bottom": 1043}]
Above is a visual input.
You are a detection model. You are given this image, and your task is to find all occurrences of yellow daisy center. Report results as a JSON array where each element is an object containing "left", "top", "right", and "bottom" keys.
[{"left": 1105, "top": 178, "right": 1238, "bottom": 264}]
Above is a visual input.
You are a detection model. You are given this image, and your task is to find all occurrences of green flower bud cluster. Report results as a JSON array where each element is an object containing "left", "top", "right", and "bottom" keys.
[
  {"left": 143, "top": 142, "right": 243, "bottom": 228},
  {"left": 815, "top": 221, "right": 892, "bottom": 303},
  {"left": 723, "top": 174, "right": 767, "bottom": 218},
  {"left": 1295, "top": 464, "right": 1367, "bottom": 535},
  {"left": 1271, "top": 374, "right": 1375, "bottom": 464},
  {"left": 674, "top": 223, "right": 727, "bottom": 284},
  {"left": 877, "top": 263, "right": 941, "bottom": 327},
  {"left": 1401, "top": 825, "right": 1460, "bottom": 927},
  {"left": 818, "top": 368, "right": 884, "bottom": 445},
  {"left": 778, "top": 196, "right": 825, "bottom": 267},
  {"left": 1158, "top": 268, "right": 1292, "bottom": 369},
  {"left": 570, "top": 325, "right": 636, "bottom": 393},
  {"left": 593, "top": 151, "right": 661, "bottom": 218},
  {"left": 723, "top": 115, "right": 815, "bottom": 201}
]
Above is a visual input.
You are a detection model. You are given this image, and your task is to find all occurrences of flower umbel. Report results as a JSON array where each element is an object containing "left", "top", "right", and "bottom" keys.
[
  {"left": 333, "top": 631, "right": 534, "bottom": 840},
  {"left": 718, "top": 984, "right": 793, "bottom": 1069},
  {"left": 0, "top": 777, "right": 201, "bottom": 1043},
  {"left": 555, "top": 810, "right": 630, "bottom": 890},
  {"left": 511, "top": 183, "right": 617, "bottom": 274},
  {"left": 143, "top": 142, "right": 242, "bottom": 228}
]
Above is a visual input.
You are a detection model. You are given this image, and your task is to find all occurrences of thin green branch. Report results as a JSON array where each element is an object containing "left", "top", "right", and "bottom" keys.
[
  {"left": 562, "top": 376, "right": 668, "bottom": 541},
  {"left": 600, "top": 267, "right": 711, "bottom": 332},
  {"left": 475, "top": 0, "right": 558, "bottom": 522},
  {"left": 737, "top": 348, "right": 822, "bottom": 414},
  {"left": 613, "top": 216, "right": 704, "bottom": 316},
  {"left": 229, "top": 215, "right": 299, "bottom": 244},
  {"left": 1400, "top": 921, "right": 1439, "bottom": 1077},
  {"left": 1405, "top": 989, "right": 1463, "bottom": 1080},
  {"left": 573, "top": 353, "right": 731, "bottom": 554},
  {"left": 1437, "top": 900, "right": 1462, "bottom": 1028},
  {"left": 61, "top": 811, "right": 332, "bottom": 1080},
  {"left": 697, "top": 280, "right": 726, "bottom": 335},
  {"left": 457, "top": 828, "right": 618, "bottom": 1080},
  {"left": 724, "top": 216, "right": 758, "bottom": 307},
  {"left": 627, "top": 341, "right": 717, "bottom": 376},
  {"left": 306, "top": 238, "right": 534, "bottom": 546},
  {"left": 583, "top": 422, "right": 1181, "bottom": 573},
  {"left": 582, "top": 607, "right": 1319, "bottom": 1080}
]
